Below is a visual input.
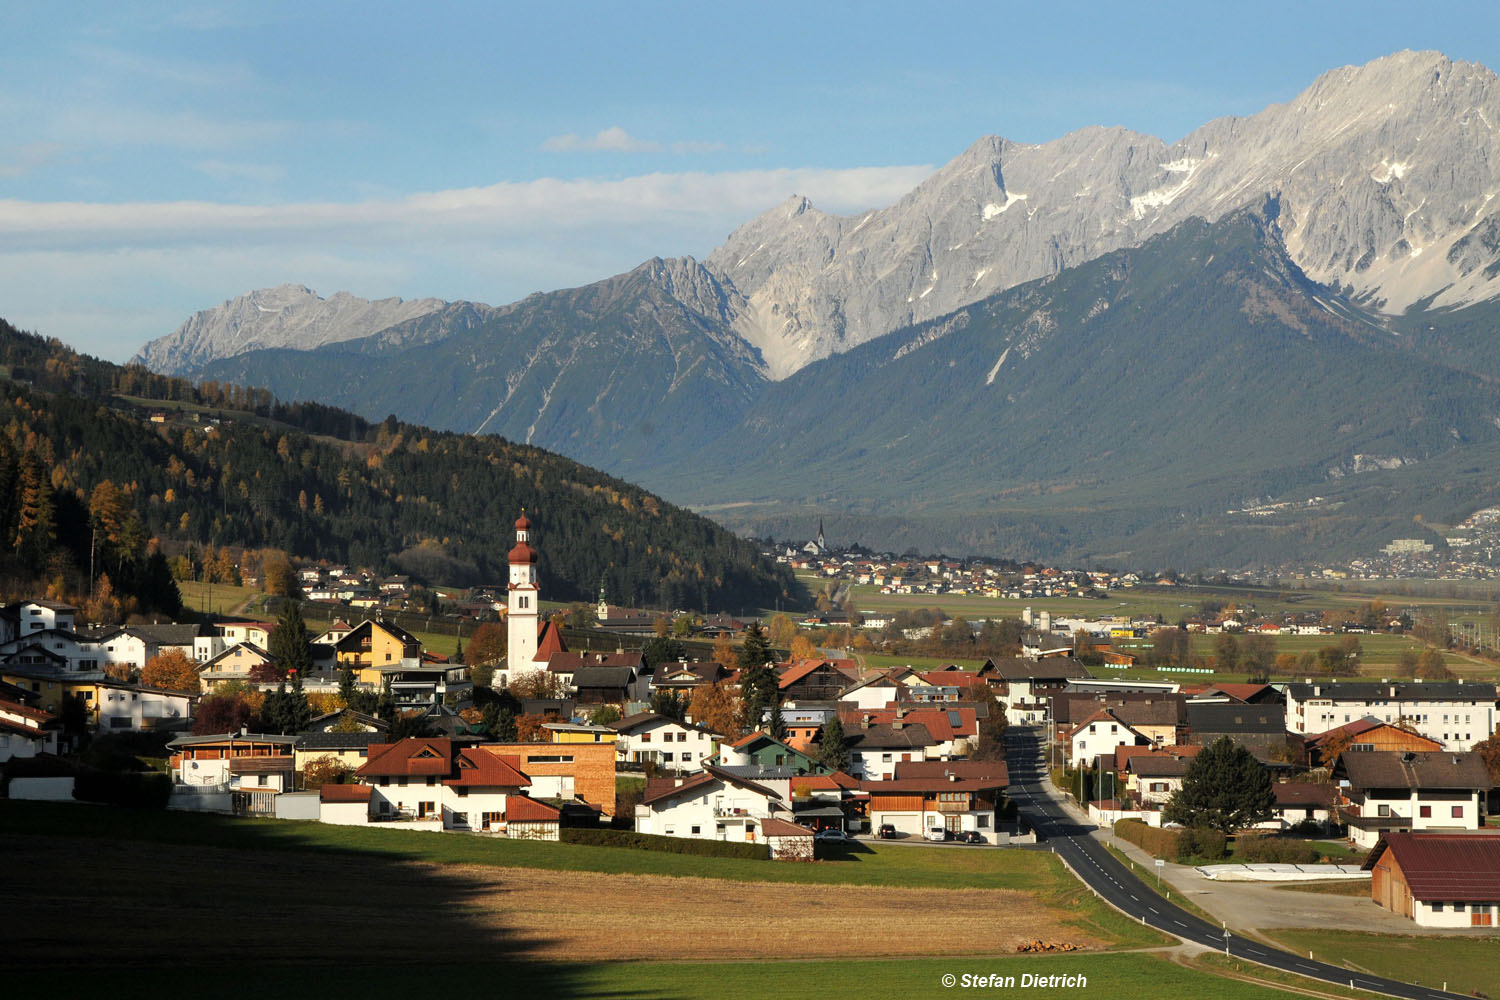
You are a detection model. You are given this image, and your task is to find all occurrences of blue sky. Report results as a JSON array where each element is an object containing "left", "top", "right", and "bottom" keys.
[{"left": 3, "top": 0, "right": 1499, "bottom": 359}]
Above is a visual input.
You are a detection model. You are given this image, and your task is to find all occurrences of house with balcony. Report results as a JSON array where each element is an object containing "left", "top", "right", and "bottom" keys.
[
  {"left": 335, "top": 620, "right": 424, "bottom": 688},
  {"left": 349, "top": 737, "right": 541, "bottom": 834},
  {"left": 197, "top": 642, "right": 274, "bottom": 691},
  {"left": 863, "top": 760, "right": 1009, "bottom": 842},
  {"left": 976, "top": 657, "right": 1091, "bottom": 725},
  {"left": 1333, "top": 750, "right": 1491, "bottom": 849},
  {"left": 634, "top": 764, "right": 788, "bottom": 843},
  {"left": 612, "top": 711, "right": 722, "bottom": 773},
  {"left": 167, "top": 733, "right": 297, "bottom": 800},
  {"left": 845, "top": 719, "right": 937, "bottom": 780}
]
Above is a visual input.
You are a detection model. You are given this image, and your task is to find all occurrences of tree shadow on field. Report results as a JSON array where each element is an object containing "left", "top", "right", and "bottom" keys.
[
  {"left": 813, "top": 840, "right": 877, "bottom": 863},
  {"left": 0, "top": 801, "right": 647, "bottom": 999}
]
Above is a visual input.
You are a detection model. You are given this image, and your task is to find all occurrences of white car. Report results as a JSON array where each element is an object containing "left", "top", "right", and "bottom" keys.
[{"left": 925, "top": 826, "right": 949, "bottom": 842}]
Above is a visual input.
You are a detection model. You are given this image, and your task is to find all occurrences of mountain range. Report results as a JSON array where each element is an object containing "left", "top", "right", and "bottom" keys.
[{"left": 133, "top": 51, "right": 1500, "bottom": 569}]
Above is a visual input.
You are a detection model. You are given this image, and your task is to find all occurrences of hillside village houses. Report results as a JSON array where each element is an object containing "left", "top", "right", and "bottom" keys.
[{"left": 10, "top": 510, "right": 1500, "bottom": 894}]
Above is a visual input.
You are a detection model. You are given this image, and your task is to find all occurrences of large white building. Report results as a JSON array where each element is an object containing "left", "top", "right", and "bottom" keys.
[{"left": 1285, "top": 680, "right": 1498, "bottom": 750}]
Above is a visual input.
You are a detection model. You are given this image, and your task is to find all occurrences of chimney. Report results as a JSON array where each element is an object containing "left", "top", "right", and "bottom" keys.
[{"left": 862, "top": 714, "right": 873, "bottom": 729}]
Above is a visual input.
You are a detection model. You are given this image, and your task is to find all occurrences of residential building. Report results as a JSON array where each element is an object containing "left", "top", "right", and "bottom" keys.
[
  {"left": 1285, "top": 679, "right": 1498, "bottom": 750},
  {"left": 473, "top": 741, "right": 618, "bottom": 816},
  {"left": 0, "top": 697, "right": 59, "bottom": 761},
  {"left": 1333, "top": 750, "right": 1491, "bottom": 849},
  {"left": 863, "top": 760, "right": 1009, "bottom": 842},
  {"left": 1064, "top": 708, "right": 1150, "bottom": 768},
  {"left": 353, "top": 737, "right": 534, "bottom": 832},
  {"left": 612, "top": 712, "right": 722, "bottom": 773},
  {"left": 635, "top": 765, "right": 789, "bottom": 843},
  {"left": 167, "top": 733, "right": 297, "bottom": 793},
  {"left": 198, "top": 642, "right": 274, "bottom": 691},
  {"left": 844, "top": 719, "right": 936, "bottom": 780}
]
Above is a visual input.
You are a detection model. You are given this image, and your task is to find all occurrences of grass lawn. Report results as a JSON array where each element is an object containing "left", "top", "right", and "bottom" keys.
[
  {"left": 1193, "top": 954, "right": 1390, "bottom": 1000},
  {"left": 1, "top": 954, "right": 1308, "bottom": 999},
  {"left": 1264, "top": 928, "right": 1500, "bottom": 998},
  {"left": 1269, "top": 880, "right": 1372, "bottom": 897},
  {"left": 0, "top": 801, "right": 1110, "bottom": 893},
  {"left": 177, "top": 579, "right": 263, "bottom": 618}
]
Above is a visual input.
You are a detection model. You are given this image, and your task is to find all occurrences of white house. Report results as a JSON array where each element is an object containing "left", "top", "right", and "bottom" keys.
[
  {"left": 0, "top": 697, "right": 59, "bottom": 761},
  {"left": 612, "top": 711, "right": 722, "bottom": 773},
  {"left": 635, "top": 765, "right": 788, "bottom": 843},
  {"left": 1334, "top": 750, "right": 1491, "bottom": 849},
  {"left": 6, "top": 601, "right": 77, "bottom": 639},
  {"left": 95, "top": 681, "right": 196, "bottom": 732},
  {"left": 1285, "top": 679, "right": 1498, "bottom": 751},
  {"left": 1064, "top": 708, "right": 1149, "bottom": 768},
  {"left": 351, "top": 737, "right": 544, "bottom": 834}
]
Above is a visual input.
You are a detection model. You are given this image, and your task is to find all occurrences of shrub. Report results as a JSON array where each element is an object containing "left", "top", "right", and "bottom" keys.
[
  {"left": 1177, "top": 825, "right": 1227, "bottom": 862},
  {"left": 73, "top": 768, "right": 172, "bottom": 809},
  {"left": 561, "top": 827, "right": 770, "bottom": 860},
  {"left": 1114, "top": 818, "right": 1182, "bottom": 859},
  {"left": 1233, "top": 834, "right": 1321, "bottom": 864}
]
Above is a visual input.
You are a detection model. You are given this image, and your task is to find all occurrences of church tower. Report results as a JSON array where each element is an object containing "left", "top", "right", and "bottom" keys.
[
  {"left": 507, "top": 511, "right": 540, "bottom": 668},
  {"left": 817, "top": 518, "right": 825, "bottom": 552}
]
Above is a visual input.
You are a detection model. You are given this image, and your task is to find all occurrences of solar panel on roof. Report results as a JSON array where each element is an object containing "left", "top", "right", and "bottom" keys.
[{"left": 948, "top": 710, "right": 961, "bottom": 727}]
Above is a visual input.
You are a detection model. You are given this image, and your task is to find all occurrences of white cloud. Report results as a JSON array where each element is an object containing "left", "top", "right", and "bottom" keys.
[
  {"left": 0, "top": 164, "right": 934, "bottom": 249},
  {"left": 0, "top": 163, "right": 934, "bottom": 360},
  {"left": 0, "top": 142, "right": 64, "bottom": 179},
  {"left": 542, "top": 126, "right": 662, "bottom": 153},
  {"left": 191, "top": 159, "right": 286, "bottom": 184},
  {"left": 670, "top": 140, "right": 728, "bottom": 154}
]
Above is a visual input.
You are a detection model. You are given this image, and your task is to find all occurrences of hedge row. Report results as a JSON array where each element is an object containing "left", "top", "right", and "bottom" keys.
[
  {"left": 561, "top": 827, "right": 771, "bottom": 860},
  {"left": 1114, "top": 818, "right": 1181, "bottom": 858},
  {"left": 73, "top": 768, "right": 172, "bottom": 809},
  {"left": 1114, "top": 819, "right": 1228, "bottom": 861},
  {"left": 1233, "top": 835, "right": 1320, "bottom": 864}
]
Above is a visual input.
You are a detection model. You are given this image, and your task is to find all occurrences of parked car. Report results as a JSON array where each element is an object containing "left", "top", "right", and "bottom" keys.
[
  {"left": 955, "top": 830, "right": 984, "bottom": 844},
  {"left": 814, "top": 828, "right": 851, "bottom": 844},
  {"left": 877, "top": 823, "right": 898, "bottom": 839},
  {"left": 924, "top": 826, "right": 949, "bottom": 842}
]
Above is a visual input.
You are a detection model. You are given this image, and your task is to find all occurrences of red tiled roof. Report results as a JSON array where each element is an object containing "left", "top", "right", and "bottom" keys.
[
  {"left": 505, "top": 796, "right": 561, "bottom": 822},
  {"left": 534, "top": 620, "right": 568, "bottom": 661},
  {"left": 0, "top": 698, "right": 54, "bottom": 725},
  {"left": 1205, "top": 683, "right": 1273, "bottom": 702},
  {"left": 837, "top": 707, "right": 977, "bottom": 741},
  {"left": 445, "top": 748, "right": 530, "bottom": 788},
  {"left": 357, "top": 738, "right": 454, "bottom": 777},
  {"left": 319, "top": 784, "right": 372, "bottom": 803},
  {"left": 1363, "top": 831, "right": 1500, "bottom": 902}
]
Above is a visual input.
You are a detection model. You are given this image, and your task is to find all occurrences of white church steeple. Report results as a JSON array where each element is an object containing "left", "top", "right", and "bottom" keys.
[{"left": 507, "top": 510, "right": 539, "bottom": 668}]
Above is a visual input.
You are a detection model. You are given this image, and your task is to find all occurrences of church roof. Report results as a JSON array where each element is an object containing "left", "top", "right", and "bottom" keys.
[
  {"left": 508, "top": 541, "right": 538, "bottom": 564},
  {"left": 515, "top": 512, "right": 531, "bottom": 530}
]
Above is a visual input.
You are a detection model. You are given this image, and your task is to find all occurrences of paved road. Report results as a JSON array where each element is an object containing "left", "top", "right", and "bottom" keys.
[{"left": 1004, "top": 729, "right": 1461, "bottom": 1000}]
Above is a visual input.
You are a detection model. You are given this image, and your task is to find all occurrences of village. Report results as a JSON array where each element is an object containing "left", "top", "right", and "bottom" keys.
[{"left": 2, "top": 509, "right": 1498, "bottom": 953}]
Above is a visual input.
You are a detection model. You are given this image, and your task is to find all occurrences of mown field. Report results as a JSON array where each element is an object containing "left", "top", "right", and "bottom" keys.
[{"left": 0, "top": 801, "right": 1333, "bottom": 999}]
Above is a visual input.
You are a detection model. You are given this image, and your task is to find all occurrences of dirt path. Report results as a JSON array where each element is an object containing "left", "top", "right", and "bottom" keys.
[{"left": 7, "top": 834, "right": 1098, "bottom": 964}]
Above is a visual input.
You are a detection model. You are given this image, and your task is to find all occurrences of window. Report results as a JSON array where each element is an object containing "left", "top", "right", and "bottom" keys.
[
  {"left": 691, "top": 825, "right": 701, "bottom": 835},
  {"left": 1420, "top": 806, "right": 1432, "bottom": 818},
  {"left": 677, "top": 732, "right": 687, "bottom": 742},
  {"left": 456, "top": 787, "right": 469, "bottom": 797},
  {"left": 1434, "top": 903, "right": 1444, "bottom": 912},
  {"left": 1377, "top": 804, "right": 1391, "bottom": 817},
  {"left": 882, "top": 753, "right": 892, "bottom": 762},
  {"left": 640, "top": 733, "right": 651, "bottom": 743},
  {"left": 1453, "top": 806, "right": 1465, "bottom": 819},
  {"left": 663, "top": 752, "right": 674, "bottom": 762}
]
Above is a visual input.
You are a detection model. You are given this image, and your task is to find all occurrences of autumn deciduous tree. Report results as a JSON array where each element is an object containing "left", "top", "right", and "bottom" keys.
[
  {"left": 510, "top": 669, "right": 565, "bottom": 699},
  {"left": 1472, "top": 732, "right": 1500, "bottom": 786},
  {"left": 1415, "top": 648, "right": 1454, "bottom": 681},
  {"left": 141, "top": 648, "right": 201, "bottom": 693},
  {"left": 192, "top": 689, "right": 259, "bottom": 734},
  {"left": 767, "top": 613, "right": 798, "bottom": 647},
  {"left": 302, "top": 754, "right": 352, "bottom": 789},
  {"left": 465, "top": 622, "right": 506, "bottom": 666},
  {"left": 689, "top": 680, "right": 740, "bottom": 739},
  {"left": 789, "top": 634, "right": 818, "bottom": 660},
  {"left": 515, "top": 714, "right": 549, "bottom": 742}
]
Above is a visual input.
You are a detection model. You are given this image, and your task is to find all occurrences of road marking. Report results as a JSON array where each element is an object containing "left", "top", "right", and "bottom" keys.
[
  {"left": 1296, "top": 964, "right": 1317, "bottom": 971},
  {"left": 1147, "top": 907, "right": 1158, "bottom": 914},
  {"left": 1173, "top": 921, "right": 1187, "bottom": 928},
  {"left": 1128, "top": 894, "right": 1138, "bottom": 901}
]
